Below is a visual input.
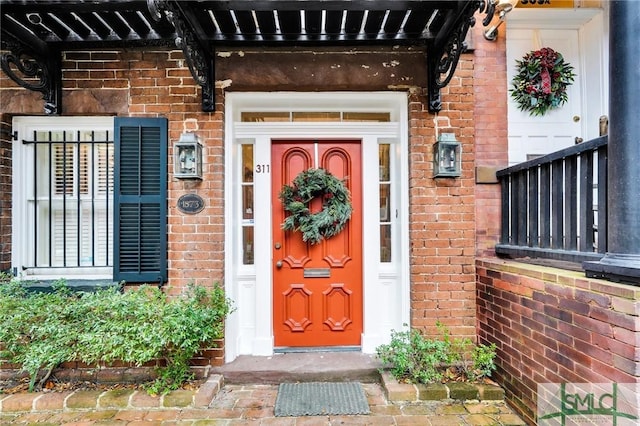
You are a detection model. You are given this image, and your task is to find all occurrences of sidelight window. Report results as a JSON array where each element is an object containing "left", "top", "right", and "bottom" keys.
[{"left": 379, "top": 143, "right": 392, "bottom": 262}]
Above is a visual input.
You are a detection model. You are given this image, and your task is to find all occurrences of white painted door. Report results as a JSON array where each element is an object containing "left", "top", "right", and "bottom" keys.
[{"left": 507, "top": 29, "right": 583, "bottom": 164}]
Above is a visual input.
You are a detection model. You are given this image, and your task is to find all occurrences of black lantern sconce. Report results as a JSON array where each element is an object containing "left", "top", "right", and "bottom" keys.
[
  {"left": 174, "top": 132, "right": 203, "bottom": 179},
  {"left": 433, "top": 133, "right": 461, "bottom": 178}
]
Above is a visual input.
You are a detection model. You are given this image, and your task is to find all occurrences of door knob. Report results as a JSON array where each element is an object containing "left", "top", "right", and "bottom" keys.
[{"left": 276, "top": 260, "right": 283, "bottom": 269}]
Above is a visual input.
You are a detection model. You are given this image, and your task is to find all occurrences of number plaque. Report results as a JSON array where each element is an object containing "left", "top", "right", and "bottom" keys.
[{"left": 177, "top": 193, "right": 205, "bottom": 214}]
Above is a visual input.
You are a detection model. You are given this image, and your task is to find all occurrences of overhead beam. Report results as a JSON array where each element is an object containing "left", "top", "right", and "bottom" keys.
[
  {"left": 0, "top": 0, "right": 494, "bottom": 114},
  {"left": 203, "top": 0, "right": 459, "bottom": 11},
  {"left": 0, "top": 0, "right": 155, "bottom": 14}
]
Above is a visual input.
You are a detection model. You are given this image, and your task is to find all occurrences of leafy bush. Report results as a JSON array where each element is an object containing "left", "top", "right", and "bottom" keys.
[
  {"left": 471, "top": 342, "right": 498, "bottom": 380},
  {"left": 376, "top": 323, "right": 497, "bottom": 384},
  {"left": 0, "top": 280, "right": 233, "bottom": 394}
]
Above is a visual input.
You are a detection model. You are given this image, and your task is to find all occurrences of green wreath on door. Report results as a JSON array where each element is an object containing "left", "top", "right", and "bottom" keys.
[{"left": 279, "top": 168, "right": 352, "bottom": 245}]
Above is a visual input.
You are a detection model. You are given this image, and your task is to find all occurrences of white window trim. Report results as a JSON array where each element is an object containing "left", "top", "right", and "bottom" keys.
[
  {"left": 223, "top": 92, "right": 410, "bottom": 361},
  {"left": 12, "top": 116, "right": 114, "bottom": 281}
]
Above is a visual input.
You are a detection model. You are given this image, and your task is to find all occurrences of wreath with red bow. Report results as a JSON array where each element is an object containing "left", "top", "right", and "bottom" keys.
[
  {"left": 279, "top": 168, "right": 352, "bottom": 245},
  {"left": 510, "top": 47, "right": 575, "bottom": 116}
]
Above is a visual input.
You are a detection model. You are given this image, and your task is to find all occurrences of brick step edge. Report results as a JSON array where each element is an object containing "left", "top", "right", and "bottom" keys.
[
  {"left": 381, "top": 371, "right": 505, "bottom": 402},
  {"left": 0, "top": 374, "right": 223, "bottom": 413}
]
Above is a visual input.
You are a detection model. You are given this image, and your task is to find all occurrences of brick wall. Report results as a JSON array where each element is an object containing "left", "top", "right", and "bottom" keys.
[
  {"left": 477, "top": 258, "right": 640, "bottom": 425},
  {"left": 216, "top": 46, "right": 478, "bottom": 341},
  {"left": 471, "top": 17, "right": 509, "bottom": 258},
  {"left": 407, "top": 74, "right": 477, "bottom": 339},
  {"left": 1, "top": 46, "right": 478, "bottom": 342},
  {"left": 0, "top": 115, "right": 11, "bottom": 272},
  {"left": 0, "top": 49, "right": 226, "bottom": 295}
]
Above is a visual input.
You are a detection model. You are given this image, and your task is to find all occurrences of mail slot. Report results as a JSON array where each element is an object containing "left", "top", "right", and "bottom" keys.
[{"left": 304, "top": 268, "right": 331, "bottom": 278}]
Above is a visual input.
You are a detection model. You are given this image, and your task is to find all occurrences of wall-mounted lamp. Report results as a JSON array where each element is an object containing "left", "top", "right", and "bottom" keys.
[
  {"left": 484, "top": 0, "right": 518, "bottom": 41},
  {"left": 433, "top": 133, "right": 462, "bottom": 178},
  {"left": 174, "top": 132, "right": 203, "bottom": 179}
]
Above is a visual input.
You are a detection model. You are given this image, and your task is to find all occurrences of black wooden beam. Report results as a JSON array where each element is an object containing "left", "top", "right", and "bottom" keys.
[
  {"left": 1, "top": 0, "right": 491, "bottom": 114},
  {"left": 203, "top": 1, "right": 458, "bottom": 12}
]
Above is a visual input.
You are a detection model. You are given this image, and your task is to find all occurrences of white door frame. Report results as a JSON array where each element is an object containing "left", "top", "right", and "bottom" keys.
[{"left": 223, "top": 92, "right": 410, "bottom": 361}]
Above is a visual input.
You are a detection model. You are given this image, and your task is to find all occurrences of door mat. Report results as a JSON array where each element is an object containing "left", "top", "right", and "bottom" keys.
[{"left": 274, "top": 382, "right": 370, "bottom": 417}]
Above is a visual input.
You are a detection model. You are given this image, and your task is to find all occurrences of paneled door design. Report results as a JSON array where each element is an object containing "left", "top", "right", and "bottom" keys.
[{"left": 272, "top": 140, "right": 362, "bottom": 348}]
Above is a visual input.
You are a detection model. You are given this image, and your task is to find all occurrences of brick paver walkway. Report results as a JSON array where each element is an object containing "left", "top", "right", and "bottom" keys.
[{"left": 1, "top": 381, "right": 526, "bottom": 425}]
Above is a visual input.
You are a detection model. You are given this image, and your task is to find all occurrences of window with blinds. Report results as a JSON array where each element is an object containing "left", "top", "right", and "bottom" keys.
[
  {"left": 14, "top": 117, "right": 168, "bottom": 284},
  {"left": 23, "top": 129, "right": 114, "bottom": 269}
]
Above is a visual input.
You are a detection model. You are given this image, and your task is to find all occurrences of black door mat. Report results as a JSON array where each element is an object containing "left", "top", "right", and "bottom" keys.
[{"left": 274, "top": 382, "right": 371, "bottom": 417}]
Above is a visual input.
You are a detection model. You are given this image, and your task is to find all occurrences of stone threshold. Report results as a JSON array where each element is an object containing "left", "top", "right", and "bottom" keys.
[
  {"left": 380, "top": 371, "right": 505, "bottom": 402},
  {"left": 0, "top": 374, "right": 223, "bottom": 413}
]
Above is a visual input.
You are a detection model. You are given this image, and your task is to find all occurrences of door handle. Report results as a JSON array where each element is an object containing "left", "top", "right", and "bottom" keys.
[
  {"left": 575, "top": 137, "right": 583, "bottom": 144},
  {"left": 276, "top": 260, "right": 283, "bottom": 269}
]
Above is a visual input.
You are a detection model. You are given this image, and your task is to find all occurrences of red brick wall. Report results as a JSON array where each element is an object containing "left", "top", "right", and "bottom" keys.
[
  {"left": 477, "top": 258, "right": 640, "bottom": 425},
  {"left": 1, "top": 46, "right": 478, "bottom": 341},
  {"left": 217, "top": 46, "right": 478, "bottom": 340},
  {"left": 407, "top": 74, "right": 477, "bottom": 338},
  {"left": 471, "top": 17, "right": 509, "bottom": 258},
  {"left": 0, "top": 115, "right": 11, "bottom": 273},
  {"left": 0, "top": 49, "right": 226, "bottom": 295}
]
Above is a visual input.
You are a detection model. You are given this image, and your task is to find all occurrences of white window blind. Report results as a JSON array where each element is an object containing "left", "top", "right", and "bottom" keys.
[{"left": 13, "top": 118, "right": 114, "bottom": 276}]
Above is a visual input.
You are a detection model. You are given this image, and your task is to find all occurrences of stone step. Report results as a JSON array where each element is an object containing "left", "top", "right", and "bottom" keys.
[
  {"left": 380, "top": 371, "right": 505, "bottom": 402},
  {"left": 212, "top": 352, "right": 383, "bottom": 384}
]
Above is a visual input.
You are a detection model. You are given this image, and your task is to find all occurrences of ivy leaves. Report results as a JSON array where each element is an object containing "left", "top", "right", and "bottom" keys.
[{"left": 0, "top": 281, "right": 232, "bottom": 394}]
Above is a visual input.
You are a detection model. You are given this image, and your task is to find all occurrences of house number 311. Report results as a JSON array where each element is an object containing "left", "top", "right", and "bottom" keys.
[{"left": 256, "top": 164, "right": 270, "bottom": 173}]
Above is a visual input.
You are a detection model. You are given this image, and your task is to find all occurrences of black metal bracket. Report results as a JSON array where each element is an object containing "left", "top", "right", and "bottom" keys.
[
  {"left": 0, "top": 128, "right": 18, "bottom": 140},
  {"left": 427, "top": 1, "right": 495, "bottom": 112},
  {"left": 427, "top": 19, "right": 471, "bottom": 112},
  {"left": 0, "top": 41, "right": 62, "bottom": 115},
  {"left": 148, "top": 0, "right": 215, "bottom": 112}
]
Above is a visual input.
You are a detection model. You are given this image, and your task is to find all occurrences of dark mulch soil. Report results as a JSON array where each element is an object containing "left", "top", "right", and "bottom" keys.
[{"left": 0, "top": 375, "right": 204, "bottom": 395}]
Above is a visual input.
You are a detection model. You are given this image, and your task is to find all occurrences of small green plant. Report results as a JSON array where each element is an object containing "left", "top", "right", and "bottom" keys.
[
  {"left": 0, "top": 271, "right": 12, "bottom": 284},
  {"left": 376, "top": 328, "right": 450, "bottom": 384},
  {"left": 376, "top": 323, "right": 497, "bottom": 384},
  {"left": 471, "top": 342, "right": 498, "bottom": 380},
  {"left": 0, "top": 279, "right": 233, "bottom": 394}
]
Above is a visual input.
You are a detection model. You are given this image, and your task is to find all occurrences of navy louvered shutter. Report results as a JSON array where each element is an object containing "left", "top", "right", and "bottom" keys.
[{"left": 114, "top": 117, "right": 168, "bottom": 284}]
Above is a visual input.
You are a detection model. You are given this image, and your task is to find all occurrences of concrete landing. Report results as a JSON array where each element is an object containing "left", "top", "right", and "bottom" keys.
[{"left": 212, "top": 352, "right": 383, "bottom": 384}]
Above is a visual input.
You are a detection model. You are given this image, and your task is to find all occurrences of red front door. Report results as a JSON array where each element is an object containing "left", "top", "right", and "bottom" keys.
[{"left": 272, "top": 140, "right": 362, "bottom": 348}]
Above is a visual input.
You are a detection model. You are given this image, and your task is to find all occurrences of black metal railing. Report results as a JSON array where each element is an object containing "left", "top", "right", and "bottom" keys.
[{"left": 496, "top": 136, "right": 608, "bottom": 263}]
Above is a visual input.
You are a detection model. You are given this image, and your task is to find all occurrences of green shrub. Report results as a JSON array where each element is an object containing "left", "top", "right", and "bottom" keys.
[
  {"left": 376, "top": 323, "right": 497, "bottom": 384},
  {"left": 471, "top": 342, "right": 498, "bottom": 380},
  {"left": 0, "top": 280, "right": 233, "bottom": 394}
]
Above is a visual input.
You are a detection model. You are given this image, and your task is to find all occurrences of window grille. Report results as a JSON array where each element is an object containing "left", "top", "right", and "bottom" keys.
[{"left": 24, "top": 130, "right": 113, "bottom": 269}]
